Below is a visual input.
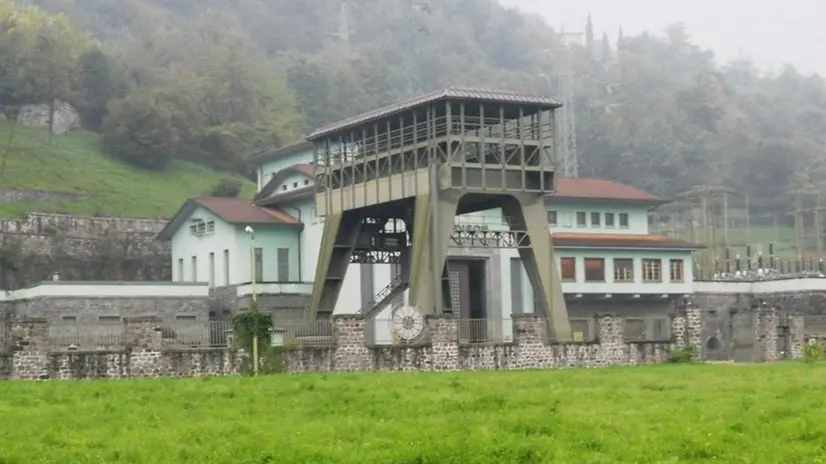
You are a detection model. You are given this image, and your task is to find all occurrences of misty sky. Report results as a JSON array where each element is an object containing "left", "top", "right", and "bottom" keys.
[{"left": 501, "top": 0, "right": 825, "bottom": 76}]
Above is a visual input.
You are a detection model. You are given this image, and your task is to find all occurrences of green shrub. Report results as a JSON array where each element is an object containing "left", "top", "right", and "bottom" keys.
[
  {"left": 669, "top": 345, "right": 698, "bottom": 364},
  {"left": 803, "top": 339, "right": 824, "bottom": 363},
  {"left": 231, "top": 307, "right": 292, "bottom": 375}
]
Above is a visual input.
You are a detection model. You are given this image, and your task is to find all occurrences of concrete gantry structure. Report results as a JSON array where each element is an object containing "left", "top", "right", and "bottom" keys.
[{"left": 306, "top": 87, "right": 572, "bottom": 340}]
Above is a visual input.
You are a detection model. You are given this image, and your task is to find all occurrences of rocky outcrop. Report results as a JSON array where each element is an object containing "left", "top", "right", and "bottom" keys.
[{"left": 15, "top": 101, "right": 81, "bottom": 135}]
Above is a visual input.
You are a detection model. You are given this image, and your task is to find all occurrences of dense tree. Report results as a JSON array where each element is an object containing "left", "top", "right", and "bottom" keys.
[{"left": 0, "top": 0, "right": 822, "bottom": 221}]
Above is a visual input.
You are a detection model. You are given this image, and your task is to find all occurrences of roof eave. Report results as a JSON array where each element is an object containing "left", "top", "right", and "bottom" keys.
[
  {"left": 249, "top": 141, "right": 314, "bottom": 165},
  {"left": 547, "top": 196, "right": 668, "bottom": 206},
  {"left": 554, "top": 245, "right": 702, "bottom": 251},
  {"left": 255, "top": 186, "right": 315, "bottom": 207},
  {"left": 155, "top": 200, "right": 197, "bottom": 242}
]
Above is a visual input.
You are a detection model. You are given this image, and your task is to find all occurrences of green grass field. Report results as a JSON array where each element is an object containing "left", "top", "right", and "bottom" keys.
[
  {"left": 0, "top": 121, "right": 256, "bottom": 219},
  {"left": 1, "top": 364, "right": 825, "bottom": 463}
]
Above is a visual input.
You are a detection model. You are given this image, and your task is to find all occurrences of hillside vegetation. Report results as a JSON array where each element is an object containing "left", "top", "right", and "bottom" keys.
[
  {"left": 0, "top": 121, "right": 255, "bottom": 218},
  {"left": 1, "top": 365, "right": 825, "bottom": 462},
  {"left": 1, "top": 0, "right": 825, "bottom": 222}
]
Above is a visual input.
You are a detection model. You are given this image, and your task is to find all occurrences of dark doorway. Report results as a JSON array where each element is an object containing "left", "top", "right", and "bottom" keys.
[{"left": 467, "top": 259, "right": 487, "bottom": 320}]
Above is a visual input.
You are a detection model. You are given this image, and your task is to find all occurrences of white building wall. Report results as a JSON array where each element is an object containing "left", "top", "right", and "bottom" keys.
[{"left": 170, "top": 207, "right": 241, "bottom": 286}]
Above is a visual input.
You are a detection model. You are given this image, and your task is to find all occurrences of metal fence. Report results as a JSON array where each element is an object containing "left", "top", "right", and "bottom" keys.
[
  {"left": 623, "top": 317, "right": 672, "bottom": 341},
  {"left": 159, "top": 321, "right": 234, "bottom": 348},
  {"left": 803, "top": 315, "right": 826, "bottom": 338},
  {"left": 48, "top": 322, "right": 126, "bottom": 350},
  {"left": 695, "top": 257, "right": 826, "bottom": 281},
  {"left": 457, "top": 318, "right": 513, "bottom": 344},
  {"left": 569, "top": 318, "right": 597, "bottom": 342},
  {"left": 271, "top": 320, "right": 335, "bottom": 347}
]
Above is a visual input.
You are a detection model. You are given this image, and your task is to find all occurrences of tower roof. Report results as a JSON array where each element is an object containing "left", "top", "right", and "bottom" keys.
[{"left": 307, "top": 87, "right": 561, "bottom": 140}]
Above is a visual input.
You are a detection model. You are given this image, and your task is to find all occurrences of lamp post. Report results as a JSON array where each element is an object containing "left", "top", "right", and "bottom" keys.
[{"left": 244, "top": 225, "right": 259, "bottom": 376}]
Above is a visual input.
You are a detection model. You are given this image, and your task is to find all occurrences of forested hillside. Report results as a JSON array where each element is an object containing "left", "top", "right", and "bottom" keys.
[{"left": 2, "top": 0, "right": 824, "bottom": 219}]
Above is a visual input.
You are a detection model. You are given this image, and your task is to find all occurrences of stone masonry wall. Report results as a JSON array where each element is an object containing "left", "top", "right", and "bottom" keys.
[
  {"left": 0, "top": 213, "right": 170, "bottom": 290},
  {"left": 282, "top": 312, "right": 688, "bottom": 374},
  {"left": 0, "top": 298, "right": 815, "bottom": 380},
  {"left": 693, "top": 290, "right": 826, "bottom": 360},
  {"left": 2, "top": 316, "right": 239, "bottom": 380}
]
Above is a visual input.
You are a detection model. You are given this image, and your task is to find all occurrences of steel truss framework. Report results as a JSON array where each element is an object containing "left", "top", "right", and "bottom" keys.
[{"left": 305, "top": 88, "right": 572, "bottom": 341}]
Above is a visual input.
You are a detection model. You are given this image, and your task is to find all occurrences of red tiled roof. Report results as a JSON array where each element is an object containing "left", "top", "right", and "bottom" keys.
[
  {"left": 550, "top": 178, "right": 664, "bottom": 204},
  {"left": 191, "top": 197, "right": 300, "bottom": 225},
  {"left": 552, "top": 233, "right": 701, "bottom": 250}
]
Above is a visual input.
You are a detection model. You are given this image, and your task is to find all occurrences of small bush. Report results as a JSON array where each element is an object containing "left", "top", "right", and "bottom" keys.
[
  {"left": 209, "top": 178, "right": 243, "bottom": 198},
  {"left": 669, "top": 345, "right": 698, "bottom": 364},
  {"left": 803, "top": 339, "right": 824, "bottom": 363}
]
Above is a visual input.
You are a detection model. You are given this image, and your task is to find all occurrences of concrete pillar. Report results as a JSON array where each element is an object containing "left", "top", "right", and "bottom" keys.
[
  {"left": 788, "top": 315, "right": 805, "bottom": 360},
  {"left": 10, "top": 318, "right": 49, "bottom": 380},
  {"left": 670, "top": 313, "right": 687, "bottom": 347},
  {"left": 684, "top": 302, "right": 703, "bottom": 357},
  {"left": 333, "top": 316, "right": 371, "bottom": 372},
  {"left": 755, "top": 304, "right": 779, "bottom": 362},
  {"left": 124, "top": 316, "right": 163, "bottom": 377},
  {"left": 427, "top": 316, "right": 458, "bottom": 371},
  {"left": 512, "top": 314, "right": 547, "bottom": 345}
]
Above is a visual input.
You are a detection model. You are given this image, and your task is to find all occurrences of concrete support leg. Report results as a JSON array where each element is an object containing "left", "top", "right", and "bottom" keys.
[
  {"left": 407, "top": 193, "right": 459, "bottom": 314},
  {"left": 307, "top": 211, "right": 361, "bottom": 319},
  {"left": 502, "top": 194, "right": 571, "bottom": 341}
]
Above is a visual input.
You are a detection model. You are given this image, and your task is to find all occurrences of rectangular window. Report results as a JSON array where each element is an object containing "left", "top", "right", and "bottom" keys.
[
  {"left": 557, "top": 211, "right": 573, "bottom": 227},
  {"left": 177, "top": 258, "right": 183, "bottom": 282},
  {"left": 560, "top": 257, "right": 576, "bottom": 281},
  {"left": 590, "top": 212, "right": 601, "bottom": 227},
  {"left": 191, "top": 256, "right": 197, "bottom": 282},
  {"left": 584, "top": 258, "right": 605, "bottom": 282},
  {"left": 670, "top": 259, "right": 685, "bottom": 282},
  {"left": 613, "top": 258, "right": 634, "bottom": 282},
  {"left": 277, "top": 248, "right": 290, "bottom": 282},
  {"left": 547, "top": 210, "right": 557, "bottom": 226},
  {"left": 619, "top": 213, "right": 629, "bottom": 228},
  {"left": 605, "top": 213, "right": 615, "bottom": 228},
  {"left": 209, "top": 252, "right": 215, "bottom": 288},
  {"left": 576, "top": 212, "right": 587, "bottom": 227},
  {"left": 175, "top": 315, "right": 197, "bottom": 321},
  {"left": 642, "top": 259, "right": 662, "bottom": 282},
  {"left": 223, "top": 249, "right": 230, "bottom": 286},
  {"left": 98, "top": 316, "right": 120, "bottom": 323},
  {"left": 254, "top": 247, "right": 263, "bottom": 283}
]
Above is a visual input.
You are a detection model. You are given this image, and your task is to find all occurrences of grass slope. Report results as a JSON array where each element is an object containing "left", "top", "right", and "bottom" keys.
[
  {"left": 0, "top": 121, "right": 256, "bottom": 219},
  {"left": 1, "top": 364, "right": 825, "bottom": 462}
]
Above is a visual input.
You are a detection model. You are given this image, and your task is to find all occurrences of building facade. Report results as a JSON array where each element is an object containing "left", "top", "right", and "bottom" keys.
[{"left": 160, "top": 143, "right": 700, "bottom": 328}]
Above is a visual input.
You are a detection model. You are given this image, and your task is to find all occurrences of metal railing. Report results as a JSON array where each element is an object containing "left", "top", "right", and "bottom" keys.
[
  {"left": 159, "top": 321, "right": 234, "bottom": 348},
  {"left": 623, "top": 317, "right": 672, "bottom": 342},
  {"left": 271, "top": 320, "right": 335, "bottom": 347},
  {"left": 48, "top": 322, "right": 127, "bottom": 350},
  {"left": 569, "top": 318, "right": 597, "bottom": 342},
  {"left": 803, "top": 315, "right": 826, "bottom": 338},
  {"left": 457, "top": 318, "right": 513, "bottom": 344},
  {"left": 0, "top": 323, "right": 9, "bottom": 349},
  {"left": 694, "top": 257, "right": 826, "bottom": 281}
]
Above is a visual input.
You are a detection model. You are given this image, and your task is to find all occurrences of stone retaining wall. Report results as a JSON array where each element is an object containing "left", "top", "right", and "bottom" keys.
[
  {"left": 0, "top": 303, "right": 811, "bottom": 380},
  {"left": 0, "top": 213, "right": 170, "bottom": 289},
  {"left": 2, "top": 316, "right": 240, "bottom": 380}
]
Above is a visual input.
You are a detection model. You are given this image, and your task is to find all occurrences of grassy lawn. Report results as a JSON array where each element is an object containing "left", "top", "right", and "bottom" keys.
[
  {"left": 0, "top": 121, "right": 256, "bottom": 219},
  {"left": 1, "top": 364, "right": 826, "bottom": 463}
]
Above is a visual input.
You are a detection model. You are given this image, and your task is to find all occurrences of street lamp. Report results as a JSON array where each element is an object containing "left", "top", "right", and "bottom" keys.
[{"left": 244, "top": 225, "right": 259, "bottom": 375}]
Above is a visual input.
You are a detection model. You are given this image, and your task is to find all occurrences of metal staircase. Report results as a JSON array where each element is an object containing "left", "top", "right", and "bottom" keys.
[{"left": 356, "top": 273, "right": 409, "bottom": 319}]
